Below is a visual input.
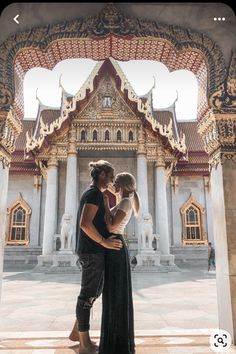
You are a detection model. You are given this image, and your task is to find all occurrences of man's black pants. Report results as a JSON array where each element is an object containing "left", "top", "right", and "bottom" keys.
[{"left": 76, "top": 253, "right": 105, "bottom": 332}]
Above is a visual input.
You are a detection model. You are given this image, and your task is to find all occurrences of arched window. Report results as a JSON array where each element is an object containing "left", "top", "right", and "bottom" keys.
[
  {"left": 180, "top": 194, "right": 207, "bottom": 245},
  {"left": 129, "top": 131, "right": 134, "bottom": 141},
  {"left": 81, "top": 130, "right": 86, "bottom": 142},
  {"left": 93, "top": 130, "right": 98, "bottom": 141},
  {"left": 105, "top": 130, "right": 110, "bottom": 141},
  {"left": 186, "top": 206, "right": 200, "bottom": 240},
  {"left": 117, "top": 130, "right": 122, "bottom": 141},
  {"left": 6, "top": 194, "right": 31, "bottom": 245}
]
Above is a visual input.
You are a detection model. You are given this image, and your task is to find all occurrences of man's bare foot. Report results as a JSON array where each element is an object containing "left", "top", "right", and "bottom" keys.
[
  {"left": 69, "top": 320, "right": 80, "bottom": 341},
  {"left": 69, "top": 331, "right": 98, "bottom": 347},
  {"left": 69, "top": 320, "right": 97, "bottom": 347}
]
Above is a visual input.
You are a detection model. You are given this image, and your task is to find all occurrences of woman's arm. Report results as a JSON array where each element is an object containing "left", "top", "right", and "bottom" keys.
[
  {"left": 105, "top": 198, "right": 131, "bottom": 233},
  {"left": 103, "top": 194, "right": 114, "bottom": 226},
  {"left": 106, "top": 209, "right": 127, "bottom": 233}
]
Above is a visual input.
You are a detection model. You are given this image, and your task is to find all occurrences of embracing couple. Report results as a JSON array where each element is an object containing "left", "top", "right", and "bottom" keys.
[{"left": 69, "top": 160, "right": 140, "bottom": 354}]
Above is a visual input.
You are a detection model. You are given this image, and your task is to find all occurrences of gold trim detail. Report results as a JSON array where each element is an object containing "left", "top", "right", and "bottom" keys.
[
  {"left": 6, "top": 193, "right": 31, "bottom": 245},
  {"left": 198, "top": 110, "right": 236, "bottom": 168},
  {"left": 171, "top": 176, "right": 179, "bottom": 193},
  {"left": 155, "top": 146, "right": 165, "bottom": 168},
  {"left": 203, "top": 176, "right": 211, "bottom": 191},
  {"left": 33, "top": 175, "right": 42, "bottom": 190},
  {"left": 0, "top": 109, "right": 22, "bottom": 167},
  {"left": 180, "top": 193, "right": 207, "bottom": 245}
]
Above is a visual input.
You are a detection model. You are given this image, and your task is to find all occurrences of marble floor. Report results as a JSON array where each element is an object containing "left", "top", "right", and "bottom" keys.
[
  {"left": 0, "top": 267, "right": 235, "bottom": 353},
  {"left": 1, "top": 332, "right": 236, "bottom": 353}
]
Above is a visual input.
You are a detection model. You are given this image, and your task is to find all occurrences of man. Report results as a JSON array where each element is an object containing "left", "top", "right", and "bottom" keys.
[
  {"left": 131, "top": 255, "right": 137, "bottom": 271},
  {"left": 208, "top": 242, "right": 216, "bottom": 272},
  {"left": 69, "top": 160, "right": 122, "bottom": 354}
]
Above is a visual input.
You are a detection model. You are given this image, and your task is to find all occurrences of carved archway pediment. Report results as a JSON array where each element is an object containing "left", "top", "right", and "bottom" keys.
[
  {"left": 0, "top": 2, "right": 230, "bottom": 120},
  {"left": 77, "top": 73, "right": 139, "bottom": 122}
]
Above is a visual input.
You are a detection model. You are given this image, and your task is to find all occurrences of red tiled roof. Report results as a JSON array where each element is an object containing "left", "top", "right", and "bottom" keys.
[
  {"left": 177, "top": 121, "right": 205, "bottom": 151},
  {"left": 152, "top": 117, "right": 205, "bottom": 152},
  {"left": 153, "top": 110, "right": 173, "bottom": 125},
  {"left": 15, "top": 120, "right": 35, "bottom": 151},
  {"left": 41, "top": 109, "right": 60, "bottom": 124},
  {"left": 14, "top": 110, "right": 61, "bottom": 151}
]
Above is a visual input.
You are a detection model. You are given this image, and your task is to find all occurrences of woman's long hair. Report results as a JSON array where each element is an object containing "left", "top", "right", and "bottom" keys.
[{"left": 115, "top": 172, "right": 141, "bottom": 217}]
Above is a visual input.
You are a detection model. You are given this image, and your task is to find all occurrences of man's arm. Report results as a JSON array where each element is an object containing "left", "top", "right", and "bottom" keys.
[{"left": 80, "top": 203, "right": 122, "bottom": 250}]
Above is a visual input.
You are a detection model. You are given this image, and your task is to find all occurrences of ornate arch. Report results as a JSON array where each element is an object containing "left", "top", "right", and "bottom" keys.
[
  {"left": 128, "top": 130, "right": 134, "bottom": 142},
  {"left": 180, "top": 193, "right": 207, "bottom": 245},
  {"left": 117, "top": 129, "right": 122, "bottom": 141},
  {"left": 0, "top": 3, "right": 231, "bottom": 121},
  {"left": 104, "top": 129, "right": 110, "bottom": 141},
  {"left": 6, "top": 193, "right": 32, "bottom": 245},
  {"left": 80, "top": 129, "right": 86, "bottom": 142}
]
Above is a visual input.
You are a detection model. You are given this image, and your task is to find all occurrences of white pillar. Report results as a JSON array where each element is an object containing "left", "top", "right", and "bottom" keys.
[
  {"left": 170, "top": 176, "right": 181, "bottom": 246},
  {"left": 155, "top": 159, "right": 170, "bottom": 255},
  {"left": 42, "top": 160, "right": 58, "bottom": 255},
  {"left": 136, "top": 150, "right": 149, "bottom": 255},
  {"left": 0, "top": 162, "right": 9, "bottom": 302},
  {"left": 30, "top": 175, "right": 42, "bottom": 246},
  {"left": 64, "top": 152, "right": 78, "bottom": 251},
  {"left": 136, "top": 153, "right": 149, "bottom": 215},
  {"left": 204, "top": 176, "right": 214, "bottom": 244},
  {"left": 211, "top": 164, "right": 233, "bottom": 338}
]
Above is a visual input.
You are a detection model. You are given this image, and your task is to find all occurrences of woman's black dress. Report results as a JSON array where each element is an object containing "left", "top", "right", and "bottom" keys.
[{"left": 99, "top": 234, "right": 135, "bottom": 354}]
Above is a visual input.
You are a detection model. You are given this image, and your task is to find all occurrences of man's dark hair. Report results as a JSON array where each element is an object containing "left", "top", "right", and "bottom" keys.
[
  {"left": 208, "top": 242, "right": 212, "bottom": 246},
  {"left": 89, "top": 160, "right": 114, "bottom": 181}
]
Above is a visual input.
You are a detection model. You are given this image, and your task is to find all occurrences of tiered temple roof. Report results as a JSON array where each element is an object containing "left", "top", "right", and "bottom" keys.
[{"left": 10, "top": 58, "right": 209, "bottom": 176}]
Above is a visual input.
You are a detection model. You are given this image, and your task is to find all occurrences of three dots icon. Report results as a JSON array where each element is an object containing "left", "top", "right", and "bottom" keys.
[{"left": 214, "top": 17, "right": 225, "bottom": 21}]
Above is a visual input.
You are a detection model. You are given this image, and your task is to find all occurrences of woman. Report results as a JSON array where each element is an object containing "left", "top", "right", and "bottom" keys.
[{"left": 99, "top": 172, "right": 140, "bottom": 354}]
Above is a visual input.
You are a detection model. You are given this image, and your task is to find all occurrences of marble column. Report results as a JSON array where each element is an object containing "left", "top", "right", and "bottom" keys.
[
  {"left": 64, "top": 148, "right": 78, "bottom": 252},
  {"left": 0, "top": 162, "right": 9, "bottom": 302},
  {"left": 211, "top": 162, "right": 234, "bottom": 341},
  {"left": 136, "top": 152, "right": 149, "bottom": 254},
  {"left": 136, "top": 127, "right": 149, "bottom": 254},
  {"left": 198, "top": 109, "right": 236, "bottom": 343},
  {"left": 154, "top": 150, "right": 170, "bottom": 255},
  {"left": 203, "top": 176, "right": 214, "bottom": 244},
  {"left": 170, "top": 176, "right": 181, "bottom": 246},
  {"left": 42, "top": 158, "right": 58, "bottom": 255},
  {"left": 30, "top": 175, "right": 42, "bottom": 246},
  {"left": 136, "top": 153, "right": 149, "bottom": 215}
]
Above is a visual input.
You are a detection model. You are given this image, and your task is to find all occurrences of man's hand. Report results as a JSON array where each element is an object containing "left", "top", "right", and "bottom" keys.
[{"left": 102, "top": 235, "right": 123, "bottom": 250}]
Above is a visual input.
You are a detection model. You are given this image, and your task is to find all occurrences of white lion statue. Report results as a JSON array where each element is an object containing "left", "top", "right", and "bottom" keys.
[
  {"left": 140, "top": 213, "right": 154, "bottom": 250},
  {"left": 60, "top": 213, "right": 73, "bottom": 250}
]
